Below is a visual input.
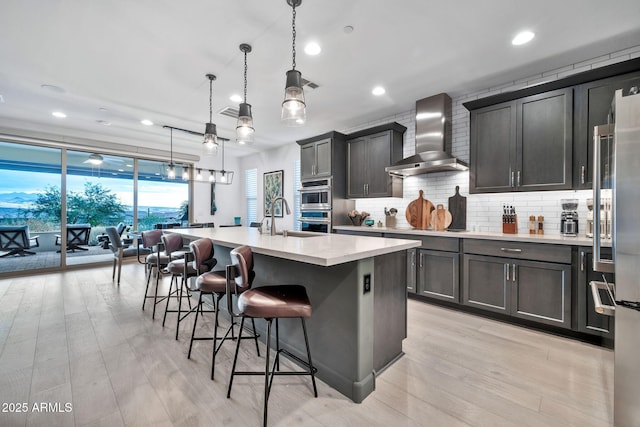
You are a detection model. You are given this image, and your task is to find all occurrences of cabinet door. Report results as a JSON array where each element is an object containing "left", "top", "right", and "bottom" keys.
[
  {"left": 470, "top": 102, "right": 516, "bottom": 193},
  {"left": 418, "top": 249, "right": 459, "bottom": 302},
  {"left": 365, "top": 131, "right": 392, "bottom": 197},
  {"left": 300, "top": 143, "right": 316, "bottom": 179},
  {"left": 574, "top": 72, "right": 640, "bottom": 189},
  {"left": 462, "top": 254, "right": 509, "bottom": 314},
  {"left": 576, "top": 248, "right": 615, "bottom": 337},
  {"left": 516, "top": 88, "right": 573, "bottom": 191},
  {"left": 347, "top": 137, "right": 367, "bottom": 198},
  {"left": 314, "top": 138, "right": 332, "bottom": 177},
  {"left": 510, "top": 259, "right": 572, "bottom": 329}
]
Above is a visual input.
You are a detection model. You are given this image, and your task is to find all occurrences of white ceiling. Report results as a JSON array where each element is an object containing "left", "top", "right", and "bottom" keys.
[{"left": 1, "top": 0, "right": 639, "bottom": 159}]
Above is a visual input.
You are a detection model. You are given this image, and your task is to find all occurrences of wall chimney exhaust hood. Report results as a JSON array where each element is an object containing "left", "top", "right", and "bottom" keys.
[{"left": 385, "top": 93, "right": 468, "bottom": 176}]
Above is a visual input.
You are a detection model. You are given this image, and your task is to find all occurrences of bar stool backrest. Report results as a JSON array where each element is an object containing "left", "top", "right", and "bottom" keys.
[
  {"left": 189, "top": 238, "right": 214, "bottom": 272},
  {"left": 141, "top": 229, "right": 162, "bottom": 249},
  {"left": 229, "top": 245, "right": 255, "bottom": 292},
  {"left": 161, "top": 233, "right": 183, "bottom": 257}
]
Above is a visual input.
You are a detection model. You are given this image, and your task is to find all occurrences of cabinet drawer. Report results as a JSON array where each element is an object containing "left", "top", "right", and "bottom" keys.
[
  {"left": 463, "top": 239, "right": 571, "bottom": 264},
  {"left": 385, "top": 234, "right": 459, "bottom": 252}
]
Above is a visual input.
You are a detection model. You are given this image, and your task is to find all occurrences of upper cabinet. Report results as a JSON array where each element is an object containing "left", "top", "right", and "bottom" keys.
[
  {"left": 470, "top": 88, "right": 573, "bottom": 193},
  {"left": 573, "top": 71, "right": 640, "bottom": 189},
  {"left": 346, "top": 122, "right": 406, "bottom": 198},
  {"left": 298, "top": 131, "right": 347, "bottom": 181}
]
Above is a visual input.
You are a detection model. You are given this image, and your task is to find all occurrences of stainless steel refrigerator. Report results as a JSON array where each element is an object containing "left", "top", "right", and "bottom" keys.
[{"left": 592, "top": 88, "right": 640, "bottom": 427}]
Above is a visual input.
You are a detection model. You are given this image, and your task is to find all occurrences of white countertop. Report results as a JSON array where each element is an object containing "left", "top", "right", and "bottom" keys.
[
  {"left": 333, "top": 225, "right": 611, "bottom": 247},
  {"left": 168, "top": 227, "right": 420, "bottom": 267}
]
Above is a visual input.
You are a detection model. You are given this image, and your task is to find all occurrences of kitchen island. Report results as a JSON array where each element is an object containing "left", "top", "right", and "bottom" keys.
[{"left": 168, "top": 227, "right": 420, "bottom": 403}]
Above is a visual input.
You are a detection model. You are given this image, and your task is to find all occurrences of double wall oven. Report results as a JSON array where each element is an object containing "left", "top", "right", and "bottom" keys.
[{"left": 299, "top": 178, "right": 332, "bottom": 233}]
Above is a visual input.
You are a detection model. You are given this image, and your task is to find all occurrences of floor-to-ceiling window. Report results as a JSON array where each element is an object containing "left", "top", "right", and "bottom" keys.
[
  {"left": 137, "top": 159, "right": 189, "bottom": 231},
  {"left": 0, "top": 141, "right": 62, "bottom": 273}
]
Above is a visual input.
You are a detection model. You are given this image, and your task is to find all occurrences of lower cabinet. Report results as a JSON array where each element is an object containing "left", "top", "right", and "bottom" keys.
[
  {"left": 576, "top": 247, "right": 615, "bottom": 338},
  {"left": 462, "top": 241, "right": 572, "bottom": 329},
  {"left": 417, "top": 249, "right": 459, "bottom": 302}
]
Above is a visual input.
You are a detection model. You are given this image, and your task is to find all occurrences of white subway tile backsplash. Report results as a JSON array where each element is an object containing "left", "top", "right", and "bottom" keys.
[{"left": 350, "top": 46, "right": 638, "bottom": 236}]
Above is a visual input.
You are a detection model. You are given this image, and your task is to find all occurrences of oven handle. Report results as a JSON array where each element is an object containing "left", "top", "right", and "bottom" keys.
[
  {"left": 299, "top": 185, "right": 331, "bottom": 192},
  {"left": 298, "top": 217, "right": 331, "bottom": 224}
]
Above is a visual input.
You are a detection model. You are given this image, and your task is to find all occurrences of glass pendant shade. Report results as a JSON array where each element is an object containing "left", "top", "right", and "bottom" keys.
[
  {"left": 182, "top": 166, "right": 189, "bottom": 180},
  {"left": 220, "top": 171, "right": 234, "bottom": 184},
  {"left": 236, "top": 103, "right": 254, "bottom": 144},
  {"left": 203, "top": 122, "right": 218, "bottom": 152},
  {"left": 281, "top": 69, "right": 306, "bottom": 126},
  {"left": 167, "top": 163, "right": 176, "bottom": 179},
  {"left": 209, "top": 170, "right": 215, "bottom": 182}
]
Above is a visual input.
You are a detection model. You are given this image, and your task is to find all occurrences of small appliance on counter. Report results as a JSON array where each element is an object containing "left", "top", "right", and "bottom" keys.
[{"left": 560, "top": 198, "right": 579, "bottom": 236}]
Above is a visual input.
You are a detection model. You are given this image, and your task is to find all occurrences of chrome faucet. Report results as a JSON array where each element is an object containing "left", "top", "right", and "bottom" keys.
[{"left": 270, "top": 196, "right": 291, "bottom": 236}]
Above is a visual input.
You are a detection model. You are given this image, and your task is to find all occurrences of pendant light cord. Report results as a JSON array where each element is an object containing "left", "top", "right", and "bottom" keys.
[
  {"left": 243, "top": 50, "right": 248, "bottom": 103},
  {"left": 291, "top": 2, "right": 297, "bottom": 70},
  {"left": 170, "top": 128, "right": 173, "bottom": 165},
  {"left": 209, "top": 77, "right": 213, "bottom": 123}
]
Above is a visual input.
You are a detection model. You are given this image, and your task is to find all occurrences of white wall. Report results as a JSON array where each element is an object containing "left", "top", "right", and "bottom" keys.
[
  {"left": 350, "top": 44, "right": 640, "bottom": 235},
  {"left": 191, "top": 154, "right": 241, "bottom": 226},
  {"left": 237, "top": 143, "right": 300, "bottom": 231}
]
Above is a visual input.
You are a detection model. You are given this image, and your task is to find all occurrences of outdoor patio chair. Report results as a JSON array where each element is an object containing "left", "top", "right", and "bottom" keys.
[
  {"left": 55, "top": 223, "right": 91, "bottom": 252},
  {"left": 0, "top": 225, "right": 39, "bottom": 257}
]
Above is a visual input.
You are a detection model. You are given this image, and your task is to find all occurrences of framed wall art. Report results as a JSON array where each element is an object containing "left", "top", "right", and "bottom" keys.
[{"left": 264, "top": 170, "right": 284, "bottom": 217}]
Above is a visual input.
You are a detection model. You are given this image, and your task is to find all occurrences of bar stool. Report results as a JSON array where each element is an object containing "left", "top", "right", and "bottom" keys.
[
  {"left": 226, "top": 245, "right": 317, "bottom": 427},
  {"left": 187, "top": 240, "right": 260, "bottom": 380},
  {"left": 141, "top": 229, "right": 175, "bottom": 319},
  {"left": 161, "top": 233, "right": 196, "bottom": 339}
]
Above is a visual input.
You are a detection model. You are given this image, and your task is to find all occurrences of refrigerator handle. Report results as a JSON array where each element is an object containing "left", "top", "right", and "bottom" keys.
[{"left": 593, "top": 124, "right": 615, "bottom": 273}]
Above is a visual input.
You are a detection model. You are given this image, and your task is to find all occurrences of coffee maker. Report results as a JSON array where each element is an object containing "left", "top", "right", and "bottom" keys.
[{"left": 560, "top": 199, "right": 579, "bottom": 236}]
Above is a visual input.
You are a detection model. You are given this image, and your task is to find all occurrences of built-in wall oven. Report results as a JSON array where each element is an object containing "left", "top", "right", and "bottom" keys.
[{"left": 299, "top": 178, "right": 332, "bottom": 233}]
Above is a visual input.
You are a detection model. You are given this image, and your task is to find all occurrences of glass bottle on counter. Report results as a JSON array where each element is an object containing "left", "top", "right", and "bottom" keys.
[{"left": 529, "top": 215, "right": 536, "bottom": 234}]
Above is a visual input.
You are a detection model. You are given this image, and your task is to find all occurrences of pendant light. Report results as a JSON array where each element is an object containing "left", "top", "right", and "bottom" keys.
[
  {"left": 237, "top": 43, "right": 254, "bottom": 144},
  {"left": 281, "top": 0, "right": 306, "bottom": 126},
  {"left": 182, "top": 165, "right": 189, "bottom": 181},
  {"left": 203, "top": 73, "right": 219, "bottom": 153},
  {"left": 167, "top": 128, "right": 176, "bottom": 179}
]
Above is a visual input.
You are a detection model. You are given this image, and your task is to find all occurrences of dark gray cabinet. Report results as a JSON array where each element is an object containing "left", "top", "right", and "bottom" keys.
[
  {"left": 573, "top": 71, "right": 640, "bottom": 189},
  {"left": 300, "top": 137, "right": 332, "bottom": 179},
  {"left": 462, "top": 240, "right": 572, "bottom": 329},
  {"left": 469, "top": 88, "right": 573, "bottom": 193},
  {"left": 346, "top": 123, "right": 405, "bottom": 198},
  {"left": 576, "top": 247, "right": 615, "bottom": 338}
]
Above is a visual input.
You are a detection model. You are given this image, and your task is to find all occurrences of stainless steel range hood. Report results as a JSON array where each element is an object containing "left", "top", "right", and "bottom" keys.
[{"left": 386, "top": 93, "right": 468, "bottom": 176}]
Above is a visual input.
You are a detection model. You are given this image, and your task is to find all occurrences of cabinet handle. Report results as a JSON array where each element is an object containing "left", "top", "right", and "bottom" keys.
[
  {"left": 500, "top": 247, "right": 522, "bottom": 253},
  {"left": 517, "top": 170, "right": 521, "bottom": 187},
  {"left": 581, "top": 165, "right": 585, "bottom": 185},
  {"left": 511, "top": 171, "right": 515, "bottom": 188},
  {"left": 506, "top": 263, "right": 510, "bottom": 281},
  {"left": 580, "top": 251, "right": 585, "bottom": 272},
  {"left": 513, "top": 264, "right": 517, "bottom": 282},
  {"left": 419, "top": 252, "right": 423, "bottom": 269},
  {"left": 411, "top": 251, "right": 416, "bottom": 267}
]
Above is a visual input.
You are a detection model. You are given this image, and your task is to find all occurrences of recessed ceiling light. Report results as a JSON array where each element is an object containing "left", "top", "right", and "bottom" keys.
[
  {"left": 52, "top": 111, "right": 67, "bottom": 118},
  {"left": 98, "top": 107, "right": 108, "bottom": 112},
  {"left": 140, "top": 119, "right": 153, "bottom": 126},
  {"left": 41, "top": 84, "right": 66, "bottom": 93},
  {"left": 372, "top": 86, "right": 386, "bottom": 96},
  {"left": 96, "top": 119, "right": 111, "bottom": 126},
  {"left": 304, "top": 42, "right": 321, "bottom": 56},
  {"left": 512, "top": 31, "right": 535, "bottom": 46},
  {"left": 343, "top": 25, "right": 354, "bottom": 34},
  {"left": 230, "top": 94, "right": 243, "bottom": 103}
]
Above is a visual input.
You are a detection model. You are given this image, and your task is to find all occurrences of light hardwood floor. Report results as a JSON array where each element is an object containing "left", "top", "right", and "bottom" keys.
[{"left": 0, "top": 262, "right": 613, "bottom": 426}]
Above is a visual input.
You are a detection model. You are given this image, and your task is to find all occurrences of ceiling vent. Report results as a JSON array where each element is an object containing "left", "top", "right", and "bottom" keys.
[
  {"left": 301, "top": 78, "right": 319, "bottom": 89},
  {"left": 218, "top": 106, "right": 239, "bottom": 119}
]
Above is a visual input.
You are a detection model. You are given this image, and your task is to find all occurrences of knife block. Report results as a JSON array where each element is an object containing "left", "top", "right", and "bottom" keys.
[
  {"left": 385, "top": 216, "right": 396, "bottom": 228},
  {"left": 502, "top": 215, "right": 518, "bottom": 234}
]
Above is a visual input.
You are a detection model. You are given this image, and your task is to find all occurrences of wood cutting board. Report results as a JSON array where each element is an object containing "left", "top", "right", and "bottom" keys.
[
  {"left": 405, "top": 190, "right": 435, "bottom": 229},
  {"left": 448, "top": 185, "right": 467, "bottom": 231},
  {"left": 431, "top": 204, "right": 452, "bottom": 231}
]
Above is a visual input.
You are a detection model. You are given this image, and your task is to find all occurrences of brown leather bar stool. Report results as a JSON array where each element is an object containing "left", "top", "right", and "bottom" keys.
[
  {"left": 161, "top": 233, "right": 198, "bottom": 339},
  {"left": 141, "top": 229, "right": 177, "bottom": 319},
  {"left": 226, "top": 245, "right": 317, "bottom": 427},
  {"left": 187, "top": 240, "right": 260, "bottom": 380}
]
